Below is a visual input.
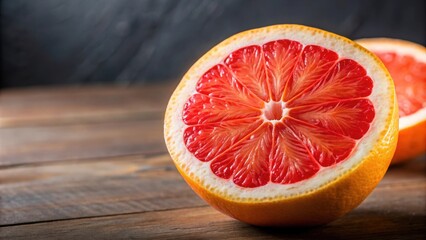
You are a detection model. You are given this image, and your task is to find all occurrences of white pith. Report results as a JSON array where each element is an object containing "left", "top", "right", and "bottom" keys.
[
  {"left": 357, "top": 38, "right": 426, "bottom": 130},
  {"left": 165, "top": 25, "right": 394, "bottom": 201}
]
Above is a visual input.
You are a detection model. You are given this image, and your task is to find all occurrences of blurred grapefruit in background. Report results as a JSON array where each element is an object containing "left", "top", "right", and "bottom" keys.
[{"left": 357, "top": 38, "right": 426, "bottom": 165}]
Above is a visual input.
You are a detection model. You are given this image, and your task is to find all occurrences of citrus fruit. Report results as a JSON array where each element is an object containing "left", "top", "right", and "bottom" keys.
[
  {"left": 357, "top": 38, "right": 426, "bottom": 165},
  {"left": 164, "top": 25, "right": 398, "bottom": 226}
]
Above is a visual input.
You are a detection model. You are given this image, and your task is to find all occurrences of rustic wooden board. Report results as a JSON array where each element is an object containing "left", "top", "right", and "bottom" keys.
[
  {"left": 0, "top": 84, "right": 175, "bottom": 127},
  {"left": 1, "top": 172, "right": 425, "bottom": 239},
  {"left": 1, "top": 154, "right": 424, "bottom": 228},
  {"left": 0, "top": 120, "right": 166, "bottom": 166},
  {"left": 0, "top": 154, "right": 204, "bottom": 226}
]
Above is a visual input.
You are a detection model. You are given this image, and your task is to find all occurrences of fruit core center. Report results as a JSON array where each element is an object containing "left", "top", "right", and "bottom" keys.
[{"left": 263, "top": 101, "right": 288, "bottom": 121}]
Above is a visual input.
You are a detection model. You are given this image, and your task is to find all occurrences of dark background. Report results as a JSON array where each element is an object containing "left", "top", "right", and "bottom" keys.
[{"left": 1, "top": 0, "right": 425, "bottom": 88}]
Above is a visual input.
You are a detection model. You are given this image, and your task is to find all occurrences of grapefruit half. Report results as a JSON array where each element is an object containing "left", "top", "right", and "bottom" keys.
[
  {"left": 357, "top": 38, "right": 426, "bottom": 164},
  {"left": 165, "top": 25, "right": 398, "bottom": 226}
]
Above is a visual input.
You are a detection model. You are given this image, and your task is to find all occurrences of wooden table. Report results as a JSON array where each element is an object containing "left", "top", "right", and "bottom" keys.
[{"left": 0, "top": 84, "right": 425, "bottom": 239}]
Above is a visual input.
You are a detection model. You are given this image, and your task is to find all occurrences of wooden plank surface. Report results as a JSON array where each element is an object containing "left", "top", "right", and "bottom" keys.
[
  {"left": 0, "top": 84, "right": 175, "bottom": 127},
  {"left": 0, "top": 154, "right": 424, "bottom": 227},
  {"left": 0, "top": 154, "right": 204, "bottom": 226},
  {"left": 0, "top": 120, "right": 166, "bottom": 166},
  {"left": 0, "top": 84, "right": 176, "bottom": 166},
  {"left": 0, "top": 85, "right": 425, "bottom": 239},
  {"left": 1, "top": 163, "right": 425, "bottom": 239}
]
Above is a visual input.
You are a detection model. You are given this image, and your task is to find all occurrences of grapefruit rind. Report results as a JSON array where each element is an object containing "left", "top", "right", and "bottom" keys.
[{"left": 165, "top": 25, "right": 396, "bottom": 202}]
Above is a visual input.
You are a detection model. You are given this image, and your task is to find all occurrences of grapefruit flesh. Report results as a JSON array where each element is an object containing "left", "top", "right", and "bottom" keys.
[
  {"left": 182, "top": 42, "right": 375, "bottom": 188},
  {"left": 357, "top": 38, "right": 426, "bottom": 164},
  {"left": 376, "top": 51, "right": 425, "bottom": 117},
  {"left": 165, "top": 25, "right": 398, "bottom": 226}
]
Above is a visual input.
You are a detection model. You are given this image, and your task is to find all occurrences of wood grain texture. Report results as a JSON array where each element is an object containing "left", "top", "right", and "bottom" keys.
[
  {"left": 0, "top": 84, "right": 175, "bottom": 127},
  {"left": 0, "top": 85, "right": 176, "bottom": 166},
  {"left": 1, "top": 165, "right": 425, "bottom": 239},
  {"left": 0, "top": 120, "right": 166, "bottom": 166},
  {"left": 0, "top": 154, "right": 204, "bottom": 226},
  {"left": 1, "top": 157, "right": 424, "bottom": 232}
]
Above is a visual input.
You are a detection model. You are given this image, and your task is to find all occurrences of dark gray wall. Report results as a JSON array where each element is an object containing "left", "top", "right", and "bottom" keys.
[{"left": 1, "top": 0, "right": 425, "bottom": 88}]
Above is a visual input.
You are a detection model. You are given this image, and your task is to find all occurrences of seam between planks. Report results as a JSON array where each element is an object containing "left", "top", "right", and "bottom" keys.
[
  {"left": 0, "top": 205, "right": 208, "bottom": 228},
  {"left": 0, "top": 111, "right": 164, "bottom": 129},
  {"left": 0, "top": 151, "right": 169, "bottom": 170}
]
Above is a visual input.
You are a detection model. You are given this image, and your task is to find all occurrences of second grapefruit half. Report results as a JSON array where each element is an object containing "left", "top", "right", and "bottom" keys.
[{"left": 357, "top": 38, "right": 426, "bottom": 164}]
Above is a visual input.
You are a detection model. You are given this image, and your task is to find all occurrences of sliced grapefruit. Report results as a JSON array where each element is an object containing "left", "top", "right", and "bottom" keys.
[
  {"left": 164, "top": 25, "right": 398, "bottom": 226},
  {"left": 357, "top": 38, "right": 426, "bottom": 164}
]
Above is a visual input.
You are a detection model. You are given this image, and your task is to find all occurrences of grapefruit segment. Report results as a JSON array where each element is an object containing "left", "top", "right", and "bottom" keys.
[
  {"left": 196, "top": 64, "right": 263, "bottom": 107},
  {"left": 183, "top": 118, "right": 263, "bottom": 162},
  {"left": 270, "top": 122, "right": 320, "bottom": 184},
  {"left": 182, "top": 94, "right": 261, "bottom": 125},
  {"left": 290, "top": 99, "right": 375, "bottom": 139},
  {"left": 288, "top": 59, "right": 373, "bottom": 107},
  {"left": 284, "top": 45, "right": 338, "bottom": 102},
  {"left": 211, "top": 123, "right": 273, "bottom": 187},
  {"left": 263, "top": 40, "right": 303, "bottom": 101},
  {"left": 224, "top": 45, "right": 270, "bottom": 101},
  {"left": 286, "top": 118, "right": 356, "bottom": 167}
]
